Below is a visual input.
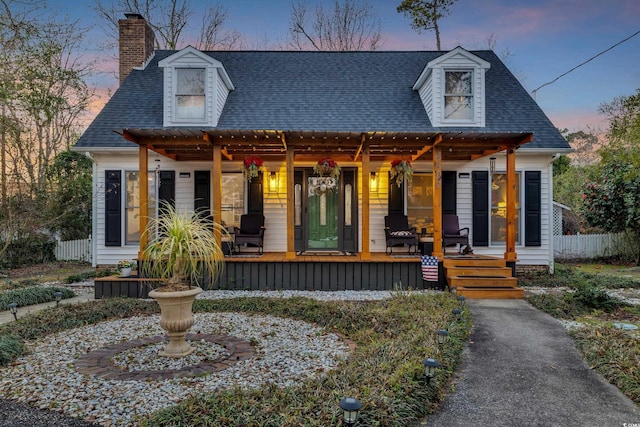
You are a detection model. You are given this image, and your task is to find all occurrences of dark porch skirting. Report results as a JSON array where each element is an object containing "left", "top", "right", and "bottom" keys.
[
  {"left": 94, "top": 254, "right": 441, "bottom": 299},
  {"left": 217, "top": 253, "right": 437, "bottom": 291}
]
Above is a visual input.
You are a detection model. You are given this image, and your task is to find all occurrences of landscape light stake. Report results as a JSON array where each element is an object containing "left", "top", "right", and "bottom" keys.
[
  {"left": 8, "top": 302, "right": 18, "bottom": 321},
  {"left": 55, "top": 291, "right": 63, "bottom": 306},
  {"left": 436, "top": 329, "right": 449, "bottom": 345},
  {"left": 457, "top": 295, "right": 466, "bottom": 307},
  {"left": 339, "top": 397, "right": 362, "bottom": 425},
  {"left": 452, "top": 308, "right": 462, "bottom": 321},
  {"left": 423, "top": 358, "right": 440, "bottom": 383}
]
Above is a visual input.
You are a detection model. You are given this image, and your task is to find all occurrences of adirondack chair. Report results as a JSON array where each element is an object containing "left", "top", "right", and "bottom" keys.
[
  {"left": 234, "top": 214, "right": 266, "bottom": 254},
  {"left": 443, "top": 214, "right": 471, "bottom": 253},
  {"left": 384, "top": 214, "right": 418, "bottom": 254}
]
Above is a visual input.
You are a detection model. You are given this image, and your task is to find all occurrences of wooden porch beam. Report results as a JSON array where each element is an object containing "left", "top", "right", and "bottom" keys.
[
  {"left": 412, "top": 134, "right": 441, "bottom": 162},
  {"left": 361, "top": 136, "right": 371, "bottom": 260},
  {"left": 280, "top": 132, "right": 287, "bottom": 151},
  {"left": 212, "top": 142, "right": 223, "bottom": 248},
  {"left": 504, "top": 147, "right": 517, "bottom": 262},
  {"left": 123, "top": 130, "right": 139, "bottom": 144},
  {"left": 204, "top": 132, "right": 233, "bottom": 160},
  {"left": 138, "top": 144, "right": 149, "bottom": 259},
  {"left": 353, "top": 134, "right": 364, "bottom": 161},
  {"left": 285, "top": 143, "right": 296, "bottom": 259},
  {"left": 432, "top": 145, "right": 444, "bottom": 259}
]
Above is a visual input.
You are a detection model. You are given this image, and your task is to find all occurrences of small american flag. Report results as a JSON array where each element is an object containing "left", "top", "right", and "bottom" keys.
[{"left": 421, "top": 255, "right": 439, "bottom": 281}]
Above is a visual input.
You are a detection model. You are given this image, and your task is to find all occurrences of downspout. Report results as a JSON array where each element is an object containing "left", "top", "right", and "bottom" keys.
[{"left": 85, "top": 152, "right": 98, "bottom": 267}]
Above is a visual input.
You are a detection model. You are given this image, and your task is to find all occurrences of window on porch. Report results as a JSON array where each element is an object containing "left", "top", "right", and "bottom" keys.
[
  {"left": 407, "top": 173, "right": 434, "bottom": 235},
  {"left": 221, "top": 173, "right": 245, "bottom": 229},
  {"left": 125, "top": 171, "right": 156, "bottom": 245},
  {"left": 490, "top": 172, "right": 521, "bottom": 245}
]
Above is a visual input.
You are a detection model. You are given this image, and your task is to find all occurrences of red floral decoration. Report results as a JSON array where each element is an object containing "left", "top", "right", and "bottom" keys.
[
  {"left": 243, "top": 156, "right": 264, "bottom": 180},
  {"left": 314, "top": 158, "right": 341, "bottom": 179}
]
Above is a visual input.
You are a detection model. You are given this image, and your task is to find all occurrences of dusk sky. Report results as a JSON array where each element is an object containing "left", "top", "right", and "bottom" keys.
[{"left": 48, "top": 0, "right": 640, "bottom": 133}]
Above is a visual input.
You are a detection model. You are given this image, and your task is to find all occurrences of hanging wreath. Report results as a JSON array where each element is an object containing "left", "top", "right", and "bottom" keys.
[
  {"left": 390, "top": 159, "right": 413, "bottom": 187},
  {"left": 313, "top": 158, "right": 341, "bottom": 179},
  {"left": 242, "top": 156, "right": 264, "bottom": 180}
]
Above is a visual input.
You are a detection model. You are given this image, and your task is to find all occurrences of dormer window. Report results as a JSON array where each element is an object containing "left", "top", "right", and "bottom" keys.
[
  {"left": 444, "top": 70, "right": 473, "bottom": 121},
  {"left": 159, "top": 46, "right": 234, "bottom": 127},
  {"left": 176, "top": 68, "right": 205, "bottom": 120},
  {"left": 413, "top": 47, "right": 490, "bottom": 128}
]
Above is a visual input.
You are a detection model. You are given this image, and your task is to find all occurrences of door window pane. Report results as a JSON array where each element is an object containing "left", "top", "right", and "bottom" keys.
[{"left": 221, "top": 173, "right": 244, "bottom": 228}]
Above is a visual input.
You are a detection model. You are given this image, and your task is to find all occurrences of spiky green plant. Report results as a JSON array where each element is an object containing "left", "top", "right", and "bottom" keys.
[{"left": 140, "top": 203, "right": 226, "bottom": 289}]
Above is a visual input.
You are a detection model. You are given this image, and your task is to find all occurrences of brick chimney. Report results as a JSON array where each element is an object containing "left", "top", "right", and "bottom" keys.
[{"left": 118, "top": 13, "right": 155, "bottom": 85}]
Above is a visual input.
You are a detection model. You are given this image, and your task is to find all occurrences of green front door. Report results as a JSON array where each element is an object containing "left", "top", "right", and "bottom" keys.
[{"left": 307, "top": 176, "right": 339, "bottom": 249}]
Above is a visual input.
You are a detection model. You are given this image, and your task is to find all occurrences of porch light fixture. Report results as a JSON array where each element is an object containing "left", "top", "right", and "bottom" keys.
[
  {"left": 268, "top": 171, "right": 278, "bottom": 193},
  {"left": 8, "top": 302, "right": 18, "bottom": 321},
  {"left": 490, "top": 157, "right": 496, "bottom": 174},
  {"left": 340, "top": 397, "right": 362, "bottom": 425},
  {"left": 452, "top": 308, "right": 462, "bottom": 321},
  {"left": 55, "top": 291, "right": 63, "bottom": 306},
  {"left": 436, "top": 329, "right": 449, "bottom": 345},
  {"left": 457, "top": 295, "right": 466, "bottom": 307},
  {"left": 423, "top": 357, "right": 440, "bottom": 383},
  {"left": 370, "top": 172, "right": 378, "bottom": 193}
]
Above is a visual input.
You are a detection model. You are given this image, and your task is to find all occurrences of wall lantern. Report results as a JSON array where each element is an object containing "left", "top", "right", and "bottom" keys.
[
  {"left": 339, "top": 397, "right": 362, "bottom": 425},
  {"left": 8, "top": 302, "right": 18, "bottom": 321},
  {"left": 370, "top": 172, "right": 378, "bottom": 193},
  {"left": 436, "top": 329, "right": 449, "bottom": 345},
  {"left": 490, "top": 157, "right": 496, "bottom": 175},
  {"left": 422, "top": 357, "right": 440, "bottom": 383},
  {"left": 268, "top": 171, "right": 278, "bottom": 193},
  {"left": 55, "top": 291, "right": 63, "bottom": 306}
]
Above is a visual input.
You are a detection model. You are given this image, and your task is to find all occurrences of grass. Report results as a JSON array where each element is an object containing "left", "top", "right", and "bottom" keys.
[
  {"left": 526, "top": 280, "right": 639, "bottom": 405},
  {"left": 520, "top": 263, "right": 640, "bottom": 289},
  {"left": 0, "top": 292, "right": 469, "bottom": 426}
]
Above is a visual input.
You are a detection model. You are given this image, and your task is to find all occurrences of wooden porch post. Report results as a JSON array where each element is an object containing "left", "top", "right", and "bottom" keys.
[
  {"left": 138, "top": 144, "right": 149, "bottom": 258},
  {"left": 212, "top": 141, "right": 223, "bottom": 247},
  {"left": 432, "top": 145, "right": 444, "bottom": 258},
  {"left": 361, "top": 139, "right": 371, "bottom": 260},
  {"left": 504, "top": 147, "right": 517, "bottom": 262},
  {"left": 285, "top": 144, "right": 296, "bottom": 259}
]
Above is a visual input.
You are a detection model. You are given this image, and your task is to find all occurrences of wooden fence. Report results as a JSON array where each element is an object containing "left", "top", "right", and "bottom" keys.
[
  {"left": 55, "top": 235, "right": 92, "bottom": 262},
  {"left": 554, "top": 233, "right": 633, "bottom": 259}
]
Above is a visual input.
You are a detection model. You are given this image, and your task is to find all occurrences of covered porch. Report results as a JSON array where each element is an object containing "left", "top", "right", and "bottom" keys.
[{"left": 122, "top": 128, "right": 532, "bottom": 293}]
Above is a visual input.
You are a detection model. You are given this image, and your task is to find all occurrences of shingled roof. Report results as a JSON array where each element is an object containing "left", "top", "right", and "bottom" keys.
[{"left": 74, "top": 50, "right": 569, "bottom": 151}]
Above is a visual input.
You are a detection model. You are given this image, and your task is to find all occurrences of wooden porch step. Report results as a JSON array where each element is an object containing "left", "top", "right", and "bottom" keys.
[
  {"left": 457, "top": 287, "right": 524, "bottom": 299},
  {"left": 444, "top": 258, "right": 506, "bottom": 268},
  {"left": 446, "top": 266, "right": 513, "bottom": 277},
  {"left": 448, "top": 276, "right": 519, "bottom": 288}
]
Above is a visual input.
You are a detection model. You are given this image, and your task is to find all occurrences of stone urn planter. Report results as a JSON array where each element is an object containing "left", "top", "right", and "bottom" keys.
[{"left": 149, "top": 286, "right": 203, "bottom": 358}]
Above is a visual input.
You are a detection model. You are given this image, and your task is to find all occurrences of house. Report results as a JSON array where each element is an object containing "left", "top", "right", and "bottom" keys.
[{"left": 74, "top": 14, "right": 571, "bottom": 296}]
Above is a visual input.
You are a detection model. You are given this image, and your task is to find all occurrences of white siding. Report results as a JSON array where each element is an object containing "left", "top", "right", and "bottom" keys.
[{"left": 92, "top": 153, "right": 553, "bottom": 268}]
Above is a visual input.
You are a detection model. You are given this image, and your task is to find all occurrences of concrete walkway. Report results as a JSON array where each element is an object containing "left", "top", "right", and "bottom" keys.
[{"left": 423, "top": 299, "right": 639, "bottom": 427}]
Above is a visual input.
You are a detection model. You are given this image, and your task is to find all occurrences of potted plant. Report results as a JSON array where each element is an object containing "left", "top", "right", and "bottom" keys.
[
  {"left": 390, "top": 159, "right": 413, "bottom": 187},
  {"left": 314, "top": 158, "right": 341, "bottom": 179},
  {"left": 140, "top": 202, "right": 226, "bottom": 358},
  {"left": 243, "top": 155, "right": 264, "bottom": 180},
  {"left": 117, "top": 260, "right": 134, "bottom": 277}
]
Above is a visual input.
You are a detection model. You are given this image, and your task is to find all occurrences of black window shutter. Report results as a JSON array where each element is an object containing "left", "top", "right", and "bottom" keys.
[
  {"left": 194, "top": 171, "right": 211, "bottom": 218},
  {"left": 472, "top": 171, "right": 489, "bottom": 246},
  {"left": 247, "top": 172, "right": 263, "bottom": 215},
  {"left": 442, "top": 171, "right": 457, "bottom": 215},
  {"left": 525, "top": 171, "right": 542, "bottom": 246},
  {"left": 105, "top": 170, "right": 121, "bottom": 246},
  {"left": 388, "top": 172, "right": 404, "bottom": 214},
  {"left": 158, "top": 171, "right": 175, "bottom": 212}
]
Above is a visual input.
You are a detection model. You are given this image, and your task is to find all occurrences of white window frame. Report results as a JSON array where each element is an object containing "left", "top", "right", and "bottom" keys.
[
  {"left": 443, "top": 69, "right": 474, "bottom": 124},
  {"left": 173, "top": 67, "right": 206, "bottom": 124},
  {"left": 124, "top": 170, "right": 157, "bottom": 245}
]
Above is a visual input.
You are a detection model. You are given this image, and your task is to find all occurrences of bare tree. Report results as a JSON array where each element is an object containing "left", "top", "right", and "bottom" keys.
[
  {"left": 397, "top": 0, "right": 457, "bottom": 50},
  {"left": 94, "top": 0, "right": 244, "bottom": 51},
  {"left": 289, "top": 0, "right": 383, "bottom": 51}
]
